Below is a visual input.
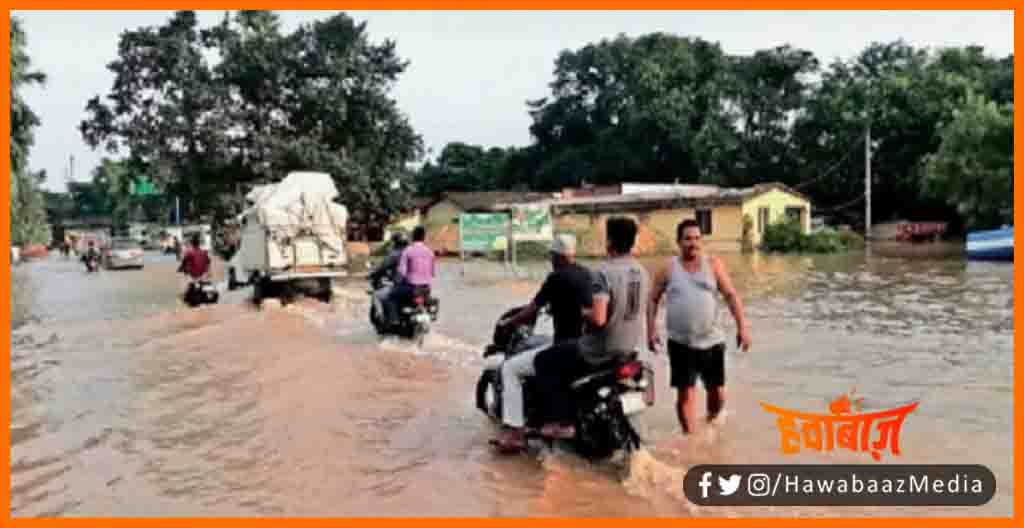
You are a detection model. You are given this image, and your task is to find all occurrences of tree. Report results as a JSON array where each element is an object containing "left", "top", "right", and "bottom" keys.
[
  {"left": 728, "top": 45, "right": 819, "bottom": 186},
  {"left": 415, "top": 142, "right": 512, "bottom": 195},
  {"left": 924, "top": 93, "right": 1013, "bottom": 229},
  {"left": 10, "top": 16, "right": 49, "bottom": 246},
  {"left": 792, "top": 40, "right": 1009, "bottom": 227},
  {"left": 275, "top": 13, "right": 423, "bottom": 224},
  {"left": 90, "top": 158, "right": 168, "bottom": 226},
  {"left": 526, "top": 34, "right": 739, "bottom": 190},
  {"left": 81, "top": 10, "right": 232, "bottom": 220},
  {"left": 80, "top": 11, "right": 423, "bottom": 227}
]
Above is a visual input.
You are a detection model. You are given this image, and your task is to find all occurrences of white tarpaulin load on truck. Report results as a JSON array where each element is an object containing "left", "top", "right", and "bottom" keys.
[
  {"left": 244, "top": 184, "right": 276, "bottom": 205},
  {"left": 241, "top": 171, "right": 349, "bottom": 269}
]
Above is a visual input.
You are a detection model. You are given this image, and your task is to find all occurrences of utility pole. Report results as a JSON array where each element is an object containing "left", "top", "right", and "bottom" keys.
[{"left": 865, "top": 123, "right": 872, "bottom": 243}]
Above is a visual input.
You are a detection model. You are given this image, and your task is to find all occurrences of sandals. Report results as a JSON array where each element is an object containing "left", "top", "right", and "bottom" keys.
[{"left": 490, "top": 428, "right": 526, "bottom": 453}]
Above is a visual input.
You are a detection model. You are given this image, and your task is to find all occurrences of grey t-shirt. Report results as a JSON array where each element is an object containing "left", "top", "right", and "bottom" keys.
[{"left": 578, "top": 256, "right": 651, "bottom": 366}]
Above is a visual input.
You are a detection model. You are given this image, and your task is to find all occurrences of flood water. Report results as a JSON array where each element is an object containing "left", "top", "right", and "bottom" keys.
[{"left": 10, "top": 251, "right": 1014, "bottom": 517}]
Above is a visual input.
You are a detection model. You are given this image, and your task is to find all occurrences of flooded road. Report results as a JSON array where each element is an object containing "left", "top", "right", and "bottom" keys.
[{"left": 10, "top": 251, "right": 1014, "bottom": 517}]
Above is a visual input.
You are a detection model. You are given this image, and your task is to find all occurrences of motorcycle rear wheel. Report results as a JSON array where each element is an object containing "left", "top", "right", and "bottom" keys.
[
  {"left": 572, "top": 410, "right": 633, "bottom": 461},
  {"left": 475, "top": 371, "right": 502, "bottom": 422},
  {"left": 369, "top": 303, "right": 387, "bottom": 335}
]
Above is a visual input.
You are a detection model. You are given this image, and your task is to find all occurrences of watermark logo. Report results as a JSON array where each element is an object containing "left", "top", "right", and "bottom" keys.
[
  {"left": 760, "top": 388, "right": 919, "bottom": 461},
  {"left": 717, "top": 474, "right": 741, "bottom": 496},
  {"left": 683, "top": 465, "right": 996, "bottom": 507},
  {"left": 698, "top": 471, "right": 742, "bottom": 498}
]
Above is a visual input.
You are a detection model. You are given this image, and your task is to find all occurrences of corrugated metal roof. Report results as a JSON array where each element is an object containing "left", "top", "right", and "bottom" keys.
[{"left": 551, "top": 182, "right": 809, "bottom": 211}]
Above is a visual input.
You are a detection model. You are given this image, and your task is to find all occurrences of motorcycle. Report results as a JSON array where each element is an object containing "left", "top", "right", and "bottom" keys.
[
  {"left": 183, "top": 277, "right": 220, "bottom": 307},
  {"left": 83, "top": 253, "right": 101, "bottom": 273},
  {"left": 475, "top": 306, "right": 655, "bottom": 461},
  {"left": 368, "top": 276, "right": 439, "bottom": 344}
]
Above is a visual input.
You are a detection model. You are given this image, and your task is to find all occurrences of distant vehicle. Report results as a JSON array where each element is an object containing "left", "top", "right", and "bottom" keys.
[
  {"left": 142, "top": 232, "right": 165, "bottom": 251},
  {"left": 103, "top": 238, "right": 145, "bottom": 270},
  {"left": 227, "top": 172, "right": 348, "bottom": 304}
]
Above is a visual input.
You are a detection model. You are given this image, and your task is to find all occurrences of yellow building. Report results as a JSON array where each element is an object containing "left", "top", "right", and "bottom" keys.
[{"left": 550, "top": 183, "right": 812, "bottom": 256}]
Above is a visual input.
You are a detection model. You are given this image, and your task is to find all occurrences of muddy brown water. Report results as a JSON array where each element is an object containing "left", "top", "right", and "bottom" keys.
[{"left": 10, "top": 251, "right": 1013, "bottom": 516}]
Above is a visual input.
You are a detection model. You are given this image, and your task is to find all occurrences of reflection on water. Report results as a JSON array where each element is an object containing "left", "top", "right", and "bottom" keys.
[{"left": 10, "top": 251, "right": 1014, "bottom": 517}]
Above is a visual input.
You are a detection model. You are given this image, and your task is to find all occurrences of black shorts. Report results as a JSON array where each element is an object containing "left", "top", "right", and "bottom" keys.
[{"left": 668, "top": 341, "right": 726, "bottom": 389}]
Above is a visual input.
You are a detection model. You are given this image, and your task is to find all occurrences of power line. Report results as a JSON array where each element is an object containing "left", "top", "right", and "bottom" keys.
[
  {"left": 794, "top": 131, "right": 867, "bottom": 191},
  {"left": 817, "top": 193, "right": 865, "bottom": 213}
]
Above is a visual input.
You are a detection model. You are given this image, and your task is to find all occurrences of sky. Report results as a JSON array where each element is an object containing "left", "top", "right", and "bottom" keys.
[{"left": 12, "top": 10, "right": 1015, "bottom": 192}]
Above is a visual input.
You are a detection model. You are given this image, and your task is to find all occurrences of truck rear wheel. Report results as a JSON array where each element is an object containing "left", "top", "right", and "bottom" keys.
[
  {"left": 252, "top": 276, "right": 268, "bottom": 306},
  {"left": 318, "top": 278, "right": 333, "bottom": 303},
  {"left": 280, "top": 282, "right": 297, "bottom": 305}
]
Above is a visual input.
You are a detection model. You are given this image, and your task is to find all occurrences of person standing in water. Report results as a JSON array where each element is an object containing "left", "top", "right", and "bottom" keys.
[{"left": 648, "top": 219, "right": 752, "bottom": 436}]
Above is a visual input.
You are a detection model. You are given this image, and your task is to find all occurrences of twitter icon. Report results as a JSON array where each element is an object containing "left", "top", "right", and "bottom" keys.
[{"left": 718, "top": 474, "right": 742, "bottom": 496}]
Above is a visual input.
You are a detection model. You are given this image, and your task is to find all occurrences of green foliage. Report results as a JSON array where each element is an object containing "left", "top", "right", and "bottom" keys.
[
  {"left": 793, "top": 41, "right": 1013, "bottom": 229},
  {"left": 414, "top": 143, "right": 527, "bottom": 195},
  {"left": 80, "top": 10, "right": 423, "bottom": 225},
  {"left": 838, "top": 230, "right": 866, "bottom": 250},
  {"left": 12, "top": 170, "right": 50, "bottom": 247},
  {"left": 71, "top": 15, "right": 1016, "bottom": 236},
  {"left": 10, "top": 16, "right": 49, "bottom": 247},
  {"left": 761, "top": 219, "right": 847, "bottom": 254},
  {"left": 924, "top": 93, "right": 1013, "bottom": 230},
  {"left": 526, "top": 34, "right": 743, "bottom": 188},
  {"left": 416, "top": 38, "right": 1011, "bottom": 236},
  {"left": 511, "top": 240, "right": 551, "bottom": 261}
]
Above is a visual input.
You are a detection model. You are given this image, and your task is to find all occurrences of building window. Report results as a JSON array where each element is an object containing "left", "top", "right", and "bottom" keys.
[
  {"left": 758, "top": 207, "right": 770, "bottom": 234},
  {"left": 696, "top": 209, "right": 713, "bottom": 236},
  {"left": 785, "top": 206, "right": 804, "bottom": 226}
]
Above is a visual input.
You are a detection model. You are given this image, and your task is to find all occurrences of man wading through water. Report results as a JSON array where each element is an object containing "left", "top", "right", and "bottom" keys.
[{"left": 648, "top": 219, "right": 752, "bottom": 437}]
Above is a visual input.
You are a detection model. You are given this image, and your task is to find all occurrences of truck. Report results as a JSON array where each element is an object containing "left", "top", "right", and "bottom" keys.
[{"left": 227, "top": 171, "right": 349, "bottom": 304}]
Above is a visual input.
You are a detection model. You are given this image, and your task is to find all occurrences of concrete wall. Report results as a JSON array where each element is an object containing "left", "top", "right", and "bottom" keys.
[
  {"left": 552, "top": 204, "right": 745, "bottom": 257},
  {"left": 422, "top": 199, "right": 464, "bottom": 254}
]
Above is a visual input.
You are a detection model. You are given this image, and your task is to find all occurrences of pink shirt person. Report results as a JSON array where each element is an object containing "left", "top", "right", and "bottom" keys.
[{"left": 398, "top": 241, "right": 435, "bottom": 287}]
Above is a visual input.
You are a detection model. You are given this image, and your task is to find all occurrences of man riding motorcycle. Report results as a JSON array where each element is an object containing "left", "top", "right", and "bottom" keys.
[
  {"left": 369, "top": 233, "right": 409, "bottom": 321},
  {"left": 178, "top": 233, "right": 212, "bottom": 283},
  {"left": 493, "top": 233, "right": 598, "bottom": 452},
  {"left": 495, "top": 217, "right": 651, "bottom": 451},
  {"left": 385, "top": 226, "right": 434, "bottom": 326},
  {"left": 81, "top": 240, "right": 101, "bottom": 271}
]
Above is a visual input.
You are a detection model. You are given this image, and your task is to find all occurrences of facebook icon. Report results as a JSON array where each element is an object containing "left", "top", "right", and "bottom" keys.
[{"left": 699, "top": 471, "right": 714, "bottom": 498}]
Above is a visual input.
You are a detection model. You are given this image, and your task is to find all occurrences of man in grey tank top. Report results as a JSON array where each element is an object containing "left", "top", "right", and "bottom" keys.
[{"left": 648, "top": 219, "right": 752, "bottom": 436}]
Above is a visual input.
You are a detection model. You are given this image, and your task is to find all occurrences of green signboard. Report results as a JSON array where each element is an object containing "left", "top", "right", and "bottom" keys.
[
  {"left": 510, "top": 204, "right": 552, "bottom": 241},
  {"left": 129, "top": 177, "right": 159, "bottom": 196},
  {"left": 459, "top": 213, "right": 509, "bottom": 253}
]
